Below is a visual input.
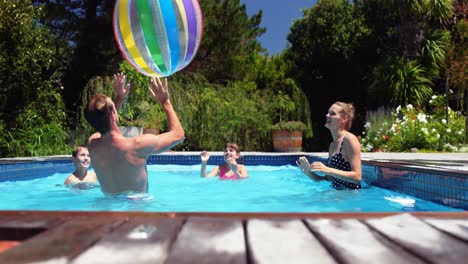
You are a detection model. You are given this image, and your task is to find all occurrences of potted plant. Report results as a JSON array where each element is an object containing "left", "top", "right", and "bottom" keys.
[
  {"left": 270, "top": 91, "right": 309, "bottom": 152},
  {"left": 271, "top": 121, "right": 306, "bottom": 152}
]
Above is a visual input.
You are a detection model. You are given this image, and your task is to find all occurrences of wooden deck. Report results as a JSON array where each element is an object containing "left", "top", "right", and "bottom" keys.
[{"left": 0, "top": 211, "right": 467, "bottom": 263}]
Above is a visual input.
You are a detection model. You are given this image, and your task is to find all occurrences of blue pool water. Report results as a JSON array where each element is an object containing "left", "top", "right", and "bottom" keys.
[{"left": 0, "top": 164, "right": 462, "bottom": 212}]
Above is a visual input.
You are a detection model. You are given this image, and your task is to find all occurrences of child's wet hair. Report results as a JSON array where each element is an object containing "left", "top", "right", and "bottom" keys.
[
  {"left": 225, "top": 142, "right": 240, "bottom": 153},
  {"left": 72, "top": 145, "right": 88, "bottom": 158},
  {"left": 225, "top": 142, "right": 243, "bottom": 164}
]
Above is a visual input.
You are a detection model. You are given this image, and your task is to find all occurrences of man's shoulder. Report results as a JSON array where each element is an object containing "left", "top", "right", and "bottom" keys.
[{"left": 88, "top": 133, "right": 102, "bottom": 146}]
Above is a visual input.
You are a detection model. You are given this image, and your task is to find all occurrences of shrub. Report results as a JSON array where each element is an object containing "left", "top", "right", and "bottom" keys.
[{"left": 361, "top": 94, "right": 467, "bottom": 152}]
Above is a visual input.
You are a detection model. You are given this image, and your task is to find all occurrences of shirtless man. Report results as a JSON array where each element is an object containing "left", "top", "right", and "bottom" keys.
[
  {"left": 64, "top": 145, "right": 97, "bottom": 186},
  {"left": 85, "top": 73, "right": 185, "bottom": 194}
]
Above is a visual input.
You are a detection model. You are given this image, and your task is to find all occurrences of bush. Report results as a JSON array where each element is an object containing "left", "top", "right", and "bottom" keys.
[{"left": 361, "top": 94, "right": 467, "bottom": 152}]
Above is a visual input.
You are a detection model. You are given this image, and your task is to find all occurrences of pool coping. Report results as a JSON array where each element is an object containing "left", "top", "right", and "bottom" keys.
[{"left": 2, "top": 151, "right": 468, "bottom": 169}]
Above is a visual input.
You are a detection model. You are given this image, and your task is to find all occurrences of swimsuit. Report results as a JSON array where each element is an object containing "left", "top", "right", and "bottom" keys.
[
  {"left": 219, "top": 165, "right": 237, "bottom": 180},
  {"left": 327, "top": 145, "right": 362, "bottom": 190}
]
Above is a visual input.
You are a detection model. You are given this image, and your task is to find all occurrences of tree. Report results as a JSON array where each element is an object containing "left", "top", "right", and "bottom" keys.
[
  {"left": 446, "top": 0, "right": 467, "bottom": 143},
  {"left": 285, "top": 0, "right": 372, "bottom": 150},
  {"left": 376, "top": 0, "right": 453, "bottom": 108},
  {"left": 33, "top": 0, "right": 120, "bottom": 122},
  {"left": 0, "top": 0, "right": 70, "bottom": 156},
  {"left": 188, "top": 0, "right": 266, "bottom": 83},
  {"left": 256, "top": 54, "right": 313, "bottom": 140}
]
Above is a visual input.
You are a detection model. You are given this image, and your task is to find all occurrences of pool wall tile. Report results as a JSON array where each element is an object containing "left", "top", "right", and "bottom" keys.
[
  {"left": 362, "top": 163, "right": 467, "bottom": 210},
  {"left": 0, "top": 160, "right": 73, "bottom": 182},
  {"left": 0, "top": 154, "right": 466, "bottom": 210}
]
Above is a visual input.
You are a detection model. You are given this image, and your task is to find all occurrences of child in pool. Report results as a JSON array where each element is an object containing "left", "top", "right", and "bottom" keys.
[
  {"left": 200, "top": 142, "right": 248, "bottom": 179},
  {"left": 64, "top": 145, "right": 98, "bottom": 188}
]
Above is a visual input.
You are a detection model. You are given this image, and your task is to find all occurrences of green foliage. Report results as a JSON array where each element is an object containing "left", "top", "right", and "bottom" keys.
[
  {"left": 271, "top": 121, "right": 306, "bottom": 131},
  {"left": 0, "top": 1, "right": 71, "bottom": 157},
  {"left": 169, "top": 74, "right": 273, "bottom": 151},
  {"left": 137, "top": 102, "right": 165, "bottom": 129},
  {"left": 363, "top": 0, "right": 453, "bottom": 113},
  {"left": 421, "top": 29, "right": 451, "bottom": 77},
  {"left": 256, "top": 55, "right": 313, "bottom": 138},
  {"left": 288, "top": 0, "right": 371, "bottom": 68},
  {"left": 191, "top": 0, "right": 266, "bottom": 82},
  {"left": 118, "top": 62, "right": 156, "bottom": 126},
  {"left": 360, "top": 107, "right": 393, "bottom": 152},
  {"left": 388, "top": 57, "right": 433, "bottom": 108},
  {"left": 0, "top": 1, "right": 59, "bottom": 123},
  {"left": 361, "top": 94, "right": 466, "bottom": 152},
  {"left": 3, "top": 124, "right": 72, "bottom": 157}
]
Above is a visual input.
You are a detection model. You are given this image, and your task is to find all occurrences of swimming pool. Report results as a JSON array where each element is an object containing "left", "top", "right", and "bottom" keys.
[{"left": 0, "top": 153, "right": 465, "bottom": 212}]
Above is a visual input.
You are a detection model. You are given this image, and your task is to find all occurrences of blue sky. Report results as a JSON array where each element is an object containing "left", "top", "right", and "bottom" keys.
[{"left": 240, "top": 0, "right": 318, "bottom": 55}]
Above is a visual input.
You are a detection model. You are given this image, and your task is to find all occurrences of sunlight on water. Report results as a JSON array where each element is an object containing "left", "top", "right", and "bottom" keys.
[{"left": 0, "top": 164, "right": 462, "bottom": 213}]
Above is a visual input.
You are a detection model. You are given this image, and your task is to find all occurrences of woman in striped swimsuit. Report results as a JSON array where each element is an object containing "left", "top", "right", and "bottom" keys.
[{"left": 297, "top": 102, "right": 362, "bottom": 190}]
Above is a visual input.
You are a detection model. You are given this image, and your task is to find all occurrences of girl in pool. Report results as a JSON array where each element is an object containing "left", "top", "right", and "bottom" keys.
[
  {"left": 297, "top": 101, "right": 362, "bottom": 190},
  {"left": 200, "top": 142, "right": 249, "bottom": 179}
]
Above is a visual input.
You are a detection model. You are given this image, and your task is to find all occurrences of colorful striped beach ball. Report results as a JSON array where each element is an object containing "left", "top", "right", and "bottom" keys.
[{"left": 113, "top": 0, "right": 203, "bottom": 77}]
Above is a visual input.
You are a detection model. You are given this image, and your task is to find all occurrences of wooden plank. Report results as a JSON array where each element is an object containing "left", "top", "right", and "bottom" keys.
[
  {"left": 365, "top": 213, "right": 468, "bottom": 263},
  {"left": 247, "top": 219, "right": 336, "bottom": 264},
  {"left": 0, "top": 214, "right": 65, "bottom": 229},
  {"left": 305, "top": 218, "right": 424, "bottom": 264},
  {"left": 71, "top": 217, "right": 184, "bottom": 264},
  {"left": 165, "top": 217, "right": 245, "bottom": 264},
  {"left": 422, "top": 218, "right": 468, "bottom": 242},
  {"left": 0, "top": 217, "right": 126, "bottom": 264}
]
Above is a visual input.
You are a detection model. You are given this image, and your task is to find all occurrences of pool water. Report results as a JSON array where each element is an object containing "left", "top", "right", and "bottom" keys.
[{"left": 0, "top": 164, "right": 462, "bottom": 212}]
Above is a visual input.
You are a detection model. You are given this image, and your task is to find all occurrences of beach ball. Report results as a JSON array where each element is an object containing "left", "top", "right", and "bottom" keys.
[{"left": 113, "top": 0, "right": 203, "bottom": 77}]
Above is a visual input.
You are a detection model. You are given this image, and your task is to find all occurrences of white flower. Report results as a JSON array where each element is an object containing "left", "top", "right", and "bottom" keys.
[
  {"left": 436, "top": 134, "right": 440, "bottom": 139},
  {"left": 442, "top": 119, "right": 446, "bottom": 124},
  {"left": 457, "top": 131, "right": 462, "bottom": 135},
  {"left": 431, "top": 95, "right": 437, "bottom": 99},
  {"left": 431, "top": 128, "right": 436, "bottom": 133},
  {"left": 429, "top": 100, "right": 433, "bottom": 104},
  {"left": 417, "top": 113, "right": 427, "bottom": 123},
  {"left": 421, "top": 127, "right": 428, "bottom": 134},
  {"left": 364, "top": 122, "right": 371, "bottom": 128},
  {"left": 406, "top": 104, "right": 413, "bottom": 110},
  {"left": 396, "top": 105, "right": 401, "bottom": 113},
  {"left": 447, "top": 128, "right": 451, "bottom": 133}
]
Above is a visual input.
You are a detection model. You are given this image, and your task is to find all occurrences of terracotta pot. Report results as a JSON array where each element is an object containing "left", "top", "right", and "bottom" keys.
[{"left": 272, "top": 130, "right": 303, "bottom": 152}]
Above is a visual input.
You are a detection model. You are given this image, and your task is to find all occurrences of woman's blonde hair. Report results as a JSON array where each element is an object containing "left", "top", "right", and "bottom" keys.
[{"left": 333, "top": 101, "right": 355, "bottom": 131}]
